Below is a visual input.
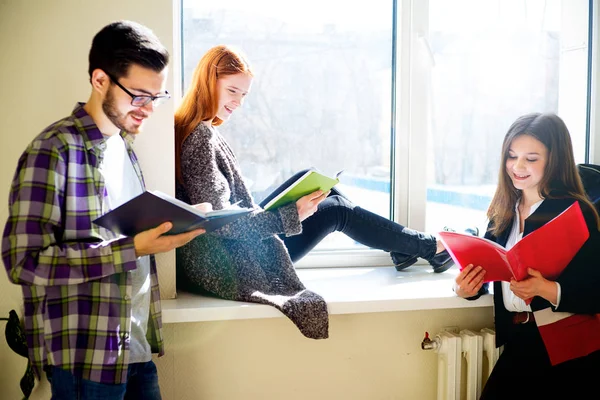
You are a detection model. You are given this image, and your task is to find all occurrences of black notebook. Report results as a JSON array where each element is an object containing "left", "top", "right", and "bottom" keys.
[{"left": 93, "top": 190, "right": 252, "bottom": 236}]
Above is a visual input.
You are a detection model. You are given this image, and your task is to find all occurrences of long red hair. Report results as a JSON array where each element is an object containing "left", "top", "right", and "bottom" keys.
[{"left": 175, "top": 45, "right": 252, "bottom": 183}]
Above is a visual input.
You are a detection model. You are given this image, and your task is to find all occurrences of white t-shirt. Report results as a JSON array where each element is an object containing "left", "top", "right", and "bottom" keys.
[{"left": 99, "top": 133, "right": 152, "bottom": 363}]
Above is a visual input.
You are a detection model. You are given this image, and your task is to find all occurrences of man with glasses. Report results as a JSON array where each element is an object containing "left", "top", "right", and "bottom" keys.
[{"left": 2, "top": 20, "right": 204, "bottom": 399}]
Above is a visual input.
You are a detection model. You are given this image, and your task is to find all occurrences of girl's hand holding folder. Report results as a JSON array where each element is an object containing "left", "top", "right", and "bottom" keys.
[
  {"left": 509, "top": 268, "right": 559, "bottom": 305},
  {"left": 454, "top": 264, "right": 486, "bottom": 298}
]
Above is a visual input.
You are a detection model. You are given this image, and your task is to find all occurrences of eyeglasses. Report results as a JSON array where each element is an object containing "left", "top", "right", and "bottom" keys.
[{"left": 107, "top": 73, "right": 170, "bottom": 107}]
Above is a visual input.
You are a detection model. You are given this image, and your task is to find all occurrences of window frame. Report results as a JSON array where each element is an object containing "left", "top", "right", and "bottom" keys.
[{"left": 177, "top": 0, "right": 597, "bottom": 269}]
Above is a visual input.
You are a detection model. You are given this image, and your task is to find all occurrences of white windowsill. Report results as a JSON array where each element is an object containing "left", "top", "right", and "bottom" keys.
[{"left": 161, "top": 266, "right": 493, "bottom": 323}]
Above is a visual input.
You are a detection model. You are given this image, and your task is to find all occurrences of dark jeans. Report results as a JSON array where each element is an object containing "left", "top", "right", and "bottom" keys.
[
  {"left": 47, "top": 361, "right": 161, "bottom": 400},
  {"left": 259, "top": 169, "right": 437, "bottom": 262}
]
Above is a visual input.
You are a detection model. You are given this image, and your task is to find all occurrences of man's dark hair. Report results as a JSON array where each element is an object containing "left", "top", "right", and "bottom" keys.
[{"left": 88, "top": 20, "right": 169, "bottom": 80}]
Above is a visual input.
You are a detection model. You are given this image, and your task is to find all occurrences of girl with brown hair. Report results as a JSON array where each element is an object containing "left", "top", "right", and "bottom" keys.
[{"left": 454, "top": 112, "right": 600, "bottom": 399}]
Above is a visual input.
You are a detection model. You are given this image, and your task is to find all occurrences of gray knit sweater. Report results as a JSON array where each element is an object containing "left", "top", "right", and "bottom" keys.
[{"left": 176, "top": 123, "right": 329, "bottom": 339}]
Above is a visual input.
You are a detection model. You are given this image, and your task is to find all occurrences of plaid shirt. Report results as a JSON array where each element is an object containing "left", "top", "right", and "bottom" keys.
[{"left": 2, "top": 103, "right": 164, "bottom": 384}]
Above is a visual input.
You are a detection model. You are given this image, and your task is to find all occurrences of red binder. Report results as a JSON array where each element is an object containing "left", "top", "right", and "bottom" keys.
[
  {"left": 535, "top": 309, "right": 600, "bottom": 366},
  {"left": 441, "top": 201, "right": 598, "bottom": 366},
  {"left": 439, "top": 201, "right": 590, "bottom": 283}
]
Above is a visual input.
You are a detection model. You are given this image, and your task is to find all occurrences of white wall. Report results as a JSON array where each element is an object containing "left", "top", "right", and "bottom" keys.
[{"left": 157, "top": 309, "right": 493, "bottom": 400}]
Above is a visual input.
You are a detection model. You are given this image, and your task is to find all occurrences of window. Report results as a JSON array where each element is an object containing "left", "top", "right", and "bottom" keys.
[
  {"left": 419, "top": 0, "right": 591, "bottom": 236},
  {"left": 181, "top": 0, "right": 591, "bottom": 267}
]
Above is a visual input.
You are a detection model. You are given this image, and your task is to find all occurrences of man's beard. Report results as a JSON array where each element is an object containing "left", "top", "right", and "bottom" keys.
[{"left": 102, "top": 89, "right": 144, "bottom": 134}]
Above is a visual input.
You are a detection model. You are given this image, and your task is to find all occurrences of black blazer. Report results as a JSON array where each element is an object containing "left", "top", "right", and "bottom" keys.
[{"left": 471, "top": 197, "right": 600, "bottom": 348}]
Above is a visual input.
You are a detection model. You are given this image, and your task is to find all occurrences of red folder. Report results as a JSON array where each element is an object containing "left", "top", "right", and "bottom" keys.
[
  {"left": 439, "top": 201, "right": 590, "bottom": 283},
  {"left": 536, "top": 312, "right": 600, "bottom": 366}
]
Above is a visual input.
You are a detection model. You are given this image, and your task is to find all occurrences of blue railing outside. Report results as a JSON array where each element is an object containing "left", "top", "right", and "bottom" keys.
[{"left": 342, "top": 174, "right": 492, "bottom": 211}]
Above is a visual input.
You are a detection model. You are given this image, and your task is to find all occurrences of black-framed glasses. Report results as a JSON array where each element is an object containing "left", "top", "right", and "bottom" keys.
[{"left": 107, "top": 73, "right": 170, "bottom": 107}]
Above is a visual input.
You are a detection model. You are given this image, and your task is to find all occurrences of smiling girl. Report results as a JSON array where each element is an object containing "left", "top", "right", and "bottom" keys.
[
  {"left": 454, "top": 113, "right": 600, "bottom": 399},
  {"left": 173, "top": 45, "right": 459, "bottom": 339}
]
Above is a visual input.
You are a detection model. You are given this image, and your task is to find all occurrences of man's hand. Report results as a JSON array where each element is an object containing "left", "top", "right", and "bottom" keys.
[
  {"left": 454, "top": 264, "right": 486, "bottom": 298},
  {"left": 296, "top": 190, "right": 329, "bottom": 221},
  {"left": 134, "top": 222, "right": 205, "bottom": 257}
]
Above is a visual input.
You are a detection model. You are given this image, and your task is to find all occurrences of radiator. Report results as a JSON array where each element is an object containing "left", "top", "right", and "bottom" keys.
[{"left": 421, "top": 328, "right": 501, "bottom": 400}]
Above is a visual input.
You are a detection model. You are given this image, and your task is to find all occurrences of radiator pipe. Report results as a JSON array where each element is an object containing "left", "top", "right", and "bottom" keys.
[{"left": 421, "top": 331, "right": 440, "bottom": 350}]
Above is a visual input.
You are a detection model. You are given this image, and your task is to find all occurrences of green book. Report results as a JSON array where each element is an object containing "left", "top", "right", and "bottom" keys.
[{"left": 263, "top": 169, "right": 343, "bottom": 211}]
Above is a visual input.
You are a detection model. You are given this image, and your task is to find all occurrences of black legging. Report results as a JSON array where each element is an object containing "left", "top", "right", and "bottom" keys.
[{"left": 259, "top": 169, "right": 437, "bottom": 263}]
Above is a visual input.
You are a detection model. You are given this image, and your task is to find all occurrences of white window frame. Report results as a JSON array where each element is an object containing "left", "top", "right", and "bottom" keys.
[
  {"left": 176, "top": 0, "right": 597, "bottom": 269},
  {"left": 297, "top": 0, "right": 422, "bottom": 268}
]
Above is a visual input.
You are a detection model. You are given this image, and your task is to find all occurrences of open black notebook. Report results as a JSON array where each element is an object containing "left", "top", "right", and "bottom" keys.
[{"left": 93, "top": 190, "right": 252, "bottom": 236}]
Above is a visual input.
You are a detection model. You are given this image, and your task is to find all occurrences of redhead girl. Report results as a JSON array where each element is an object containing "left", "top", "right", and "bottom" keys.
[{"left": 174, "top": 45, "right": 458, "bottom": 338}]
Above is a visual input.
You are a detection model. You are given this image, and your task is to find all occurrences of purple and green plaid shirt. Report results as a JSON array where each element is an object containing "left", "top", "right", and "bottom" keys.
[{"left": 2, "top": 103, "right": 164, "bottom": 384}]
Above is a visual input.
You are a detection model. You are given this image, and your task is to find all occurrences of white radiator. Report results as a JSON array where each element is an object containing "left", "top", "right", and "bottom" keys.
[{"left": 421, "top": 328, "right": 501, "bottom": 400}]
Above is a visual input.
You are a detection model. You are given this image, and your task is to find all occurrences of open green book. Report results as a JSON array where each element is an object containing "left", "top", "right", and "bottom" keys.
[{"left": 262, "top": 169, "right": 343, "bottom": 211}]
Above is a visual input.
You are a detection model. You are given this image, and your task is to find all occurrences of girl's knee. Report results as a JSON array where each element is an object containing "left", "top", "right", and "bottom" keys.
[{"left": 321, "top": 195, "right": 353, "bottom": 210}]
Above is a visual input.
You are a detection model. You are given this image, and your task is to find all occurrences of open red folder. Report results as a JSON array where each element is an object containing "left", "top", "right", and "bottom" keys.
[{"left": 439, "top": 201, "right": 590, "bottom": 283}]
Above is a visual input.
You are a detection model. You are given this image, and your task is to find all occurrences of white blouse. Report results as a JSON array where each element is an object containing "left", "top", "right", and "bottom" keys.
[{"left": 501, "top": 199, "right": 561, "bottom": 312}]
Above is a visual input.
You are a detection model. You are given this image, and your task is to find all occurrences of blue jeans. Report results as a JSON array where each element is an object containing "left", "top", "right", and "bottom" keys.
[
  {"left": 259, "top": 169, "right": 437, "bottom": 262},
  {"left": 48, "top": 361, "right": 161, "bottom": 400}
]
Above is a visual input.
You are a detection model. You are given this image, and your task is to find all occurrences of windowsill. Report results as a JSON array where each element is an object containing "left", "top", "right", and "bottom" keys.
[{"left": 161, "top": 266, "right": 493, "bottom": 323}]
